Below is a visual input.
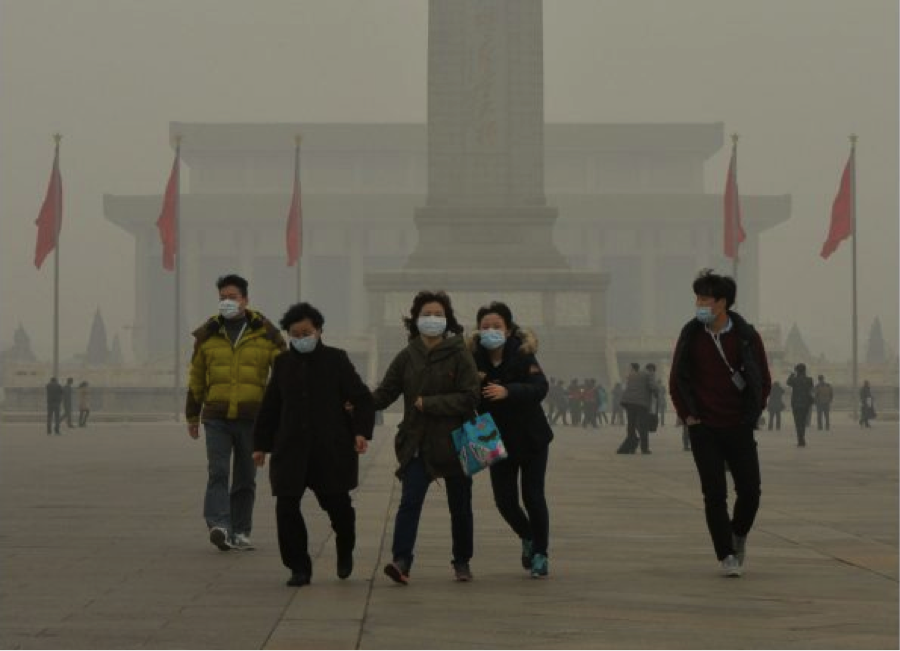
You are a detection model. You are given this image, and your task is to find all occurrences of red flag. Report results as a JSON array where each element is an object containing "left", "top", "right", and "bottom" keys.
[
  {"left": 286, "top": 147, "right": 302, "bottom": 266},
  {"left": 34, "top": 143, "right": 63, "bottom": 269},
  {"left": 723, "top": 147, "right": 745, "bottom": 259},
  {"left": 155, "top": 152, "right": 179, "bottom": 271},
  {"left": 820, "top": 150, "right": 854, "bottom": 259}
]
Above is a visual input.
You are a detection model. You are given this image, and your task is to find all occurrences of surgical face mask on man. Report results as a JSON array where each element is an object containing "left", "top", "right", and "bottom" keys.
[
  {"left": 219, "top": 299, "right": 242, "bottom": 320},
  {"left": 417, "top": 315, "right": 447, "bottom": 338},
  {"left": 695, "top": 306, "right": 715, "bottom": 325},
  {"left": 290, "top": 335, "right": 318, "bottom": 354},
  {"left": 479, "top": 329, "right": 506, "bottom": 350}
]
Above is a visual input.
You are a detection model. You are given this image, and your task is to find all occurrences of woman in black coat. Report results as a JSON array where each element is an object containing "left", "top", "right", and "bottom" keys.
[
  {"left": 253, "top": 302, "right": 375, "bottom": 587},
  {"left": 469, "top": 301, "right": 554, "bottom": 579}
]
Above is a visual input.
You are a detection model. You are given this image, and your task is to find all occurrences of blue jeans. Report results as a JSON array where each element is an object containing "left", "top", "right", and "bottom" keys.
[
  {"left": 203, "top": 419, "right": 256, "bottom": 536},
  {"left": 392, "top": 456, "right": 473, "bottom": 569}
]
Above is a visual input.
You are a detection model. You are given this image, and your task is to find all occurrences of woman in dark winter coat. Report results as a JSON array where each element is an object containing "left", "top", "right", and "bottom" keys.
[
  {"left": 786, "top": 363, "right": 814, "bottom": 447},
  {"left": 470, "top": 301, "right": 553, "bottom": 579},
  {"left": 253, "top": 302, "right": 375, "bottom": 588},
  {"left": 372, "top": 290, "right": 480, "bottom": 585}
]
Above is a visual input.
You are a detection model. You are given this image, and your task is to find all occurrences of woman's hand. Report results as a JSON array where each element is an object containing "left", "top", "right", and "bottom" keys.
[
  {"left": 252, "top": 451, "right": 267, "bottom": 467},
  {"left": 414, "top": 396, "right": 424, "bottom": 411},
  {"left": 482, "top": 383, "right": 509, "bottom": 401},
  {"left": 355, "top": 436, "right": 368, "bottom": 454}
]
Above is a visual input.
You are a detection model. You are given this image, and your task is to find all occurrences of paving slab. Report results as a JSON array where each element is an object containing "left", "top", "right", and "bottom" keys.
[{"left": 1, "top": 417, "right": 896, "bottom": 649}]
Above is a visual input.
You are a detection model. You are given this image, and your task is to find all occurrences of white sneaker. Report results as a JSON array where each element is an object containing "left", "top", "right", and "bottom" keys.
[
  {"left": 232, "top": 533, "right": 255, "bottom": 551},
  {"left": 721, "top": 554, "right": 742, "bottom": 577},
  {"left": 733, "top": 534, "right": 747, "bottom": 565},
  {"left": 209, "top": 527, "right": 232, "bottom": 551}
]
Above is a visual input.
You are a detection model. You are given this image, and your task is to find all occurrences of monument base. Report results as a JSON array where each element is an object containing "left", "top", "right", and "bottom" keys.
[{"left": 365, "top": 268, "right": 611, "bottom": 384}]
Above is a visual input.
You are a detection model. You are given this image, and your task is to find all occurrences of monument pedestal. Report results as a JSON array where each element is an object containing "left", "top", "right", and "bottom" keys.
[{"left": 365, "top": 267, "right": 610, "bottom": 383}]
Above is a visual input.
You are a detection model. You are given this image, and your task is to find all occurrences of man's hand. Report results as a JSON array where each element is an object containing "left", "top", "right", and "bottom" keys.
[
  {"left": 414, "top": 396, "right": 424, "bottom": 412},
  {"left": 188, "top": 423, "right": 200, "bottom": 439},
  {"left": 685, "top": 416, "right": 701, "bottom": 426},
  {"left": 482, "top": 382, "right": 508, "bottom": 402},
  {"left": 355, "top": 436, "right": 368, "bottom": 454},
  {"left": 252, "top": 451, "right": 267, "bottom": 467}
]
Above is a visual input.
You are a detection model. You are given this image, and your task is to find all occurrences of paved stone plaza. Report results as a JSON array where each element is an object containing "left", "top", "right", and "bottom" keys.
[{"left": 1, "top": 415, "right": 896, "bottom": 649}]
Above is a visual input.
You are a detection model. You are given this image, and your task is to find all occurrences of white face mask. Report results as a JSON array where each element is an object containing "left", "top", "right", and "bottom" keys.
[
  {"left": 219, "top": 299, "right": 241, "bottom": 319},
  {"left": 417, "top": 315, "right": 447, "bottom": 338}
]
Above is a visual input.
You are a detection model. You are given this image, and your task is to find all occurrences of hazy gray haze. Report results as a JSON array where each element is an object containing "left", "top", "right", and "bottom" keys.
[{"left": 1, "top": 0, "right": 897, "bottom": 362}]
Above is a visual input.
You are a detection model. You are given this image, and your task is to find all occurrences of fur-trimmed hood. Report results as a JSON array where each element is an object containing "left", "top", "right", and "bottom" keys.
[{"left": 468, "top": 327, "right": 538, "bottom": 356}]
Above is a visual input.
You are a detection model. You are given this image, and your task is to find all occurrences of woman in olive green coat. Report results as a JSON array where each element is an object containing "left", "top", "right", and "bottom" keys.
[{"left": 372, "top": 290, "right": 480, "bottom": 585}]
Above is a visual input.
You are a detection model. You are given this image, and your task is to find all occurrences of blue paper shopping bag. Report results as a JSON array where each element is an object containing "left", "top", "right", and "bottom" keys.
[{"left": 451, "top": 412, "right": 508, "bottom": 476}]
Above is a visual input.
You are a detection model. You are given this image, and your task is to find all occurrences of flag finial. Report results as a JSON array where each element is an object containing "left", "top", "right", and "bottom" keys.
[
  {"left": 730, "top": 133, "right": 739, "bottom": 146},
  {"left": 294, "top": 134, "right": 302, "bottom": 147},
  {"left": 849, "top": 133, "right": 858, "bottom": 147},
  {"left": 53, "top": 133, "right": 62, "bottom": 145},
  {"left": 173, "top": 134, "right": 183, "bottom": 148}
]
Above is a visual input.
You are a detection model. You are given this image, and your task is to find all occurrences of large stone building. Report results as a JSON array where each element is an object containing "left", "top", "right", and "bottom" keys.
[{"left": 104, "top": 120, "right": 791, "bottom": 382}]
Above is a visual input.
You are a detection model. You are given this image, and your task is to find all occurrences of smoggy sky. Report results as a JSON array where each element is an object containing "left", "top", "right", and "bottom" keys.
[{"left": 1, "top": 0, "right": 897, "bottom": 363}]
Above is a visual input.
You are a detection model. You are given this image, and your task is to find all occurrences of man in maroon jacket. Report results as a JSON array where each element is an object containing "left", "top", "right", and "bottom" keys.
[{"left": 669, "top": 270, "right": 771, "bottom": 578}]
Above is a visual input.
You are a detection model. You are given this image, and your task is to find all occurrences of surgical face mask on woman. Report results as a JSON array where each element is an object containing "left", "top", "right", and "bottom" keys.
[
  {"left": 290, "top": 335, "right": 318, "bottom": 354},
  {"left": 417, "top": 315, "right": 447, "bottom": 338},
  {"left": 479, "top": 329, "right": 506, "bottom": 350},
  {"left": 219, "top": 299, "right": 242, "bottom": 320}
]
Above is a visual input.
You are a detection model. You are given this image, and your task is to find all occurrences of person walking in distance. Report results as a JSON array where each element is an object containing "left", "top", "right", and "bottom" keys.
[
  {"left": 669, "top": 269, "right": 771, "bottom": 578},
  {"left": 77, "top": 381, "right": 91, "bottom": 427},
  {"left": 60, "top": 378, "right": 75, "bottom": 429},
  {"left": 252, "top": 302, "right": 375, "bottom": 587},
  {"left": 859, "top": 380, "right": 875, "bottom": 428},
  {"left": 610, "top": 382, "right": 624, "bottom": 426},
  {"left": 45, "top": 377, "right": 62, "bottom": 435},
  {"left": 786, "top": 363, "right": 814, "bottom": 447},
  {"left": 617, "top": 363, "right": 657, "bottom": 454},
  {"left": 371, "top": 291, "right": 480, "bottom": 585},
  {"left": 814, "top": 374, "right": 833, "bottom": 432},
  {"left": 186, "top": 274, "right": 286, "bottom": 552},
  {"left": 766, "top": 381, "right": 785, "bottom": 431}
]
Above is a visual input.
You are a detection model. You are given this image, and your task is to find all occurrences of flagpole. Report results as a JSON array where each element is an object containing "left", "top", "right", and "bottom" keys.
[
  {"left": 731, "top": 133, "right": 739, "bottom": 284},
  {"left": 52, "top": 133, "right": 62, "bottom": 379},
  {"left": 295, "top": 134, "right": 302, "bottom": 301},
  {"left": 849, "top": 134, "right": 858, "bottom": 421},
  {"left": 173, "top": 135, "right": 182, "bottom": 422}
]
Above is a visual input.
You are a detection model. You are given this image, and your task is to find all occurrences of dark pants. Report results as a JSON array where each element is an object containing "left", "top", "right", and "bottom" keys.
[
  {"left": 622, "top": 404, "right": 650, "bottom": 453},
  {"left": 689, "top": 424, "right": 761, "bottom": 560},
  {"left": 392, "top": 456, "right": 472, "bottom": 569},
  {"left": 792, "top": 406, "right": 811, "bottom": 445},
  {"left": 78, "top": 409, "right": 90, "bottom": 427},
  {"left": 767, "top": 410, "right": 781, "bottom": 431},
  {"left": 46, "top": 405, "right": 61, "bottom": 434},
  {"left": 816, "top": 405, "right": 830, "bottom": 431},
  {"left": 489, "top": 446, "right": 550, "bottom": 556},
  {"left": 60, "top": 400, "right": 73, "bottom": 427},
  {"left": 276, "top": 490, "right": 354, "bottom": 576}
]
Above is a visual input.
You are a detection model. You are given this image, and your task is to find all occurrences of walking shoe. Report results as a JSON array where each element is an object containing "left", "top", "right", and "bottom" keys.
[
  {"left": 721, "top": 554, "right": 742, "bottom": 577},
  {"left": 209, "top": 527, "right": 232, "bottom": 551},
  {"left": 286, "top": 571, "right": 310, "bottom": 587},
  {"left": 452, "top": 561, "right": 473, "bottom": 582},
  {"left": 231, "top": 533, "right": 255, "bottom": 551},
  {"left": 732, "top": 534, "right": 747, "bottom": 565},
  {"left": 384, "top": 560, "right": 410, "bottom": 585},
  {"left": 530, "top": 553, "right": 549, "bottom": 578},
  {"left": 520, "top": 539, "right": 534, "bottom": 569},
  {"left": 337, "top": 549, "right": 353, "bottom": 580}
]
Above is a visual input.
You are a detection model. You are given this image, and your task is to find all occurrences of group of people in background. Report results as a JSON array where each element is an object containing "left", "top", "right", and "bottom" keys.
[
  {"left": 184, "top": 275, "right": 554, "bottom": 588},
  {"left": 44, "top": 376, "right": 90, "bottom": 434}
]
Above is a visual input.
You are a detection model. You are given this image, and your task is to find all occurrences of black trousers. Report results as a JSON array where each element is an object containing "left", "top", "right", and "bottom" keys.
[
  {"left": 792, "top": 406, "right": 811, "bottom": 445},
  {"left": 489, "top": 445, "right": 550, "bottom": 556},
  {"left": 767, "top": 410, "right": 781, "bottom": 430},
  {"left": 688, "top": 424, "right": 761, "bottom": 560},
  {"left": 816, "top": 406, "right": 830, "bottom": 430},
  {"left": 46, "top": 405, "right": 60, "bottom": 434},
  {"left": 621, "top": 404, "right": 650, "bottom": 453},
  {"left": 276, "top": 490, "right": 354, "bottom": 576}
]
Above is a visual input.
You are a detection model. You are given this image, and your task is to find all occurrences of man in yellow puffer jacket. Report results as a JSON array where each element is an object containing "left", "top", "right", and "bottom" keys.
[{"left": 186, "top": 274, "right": 286, "bottom": 552}]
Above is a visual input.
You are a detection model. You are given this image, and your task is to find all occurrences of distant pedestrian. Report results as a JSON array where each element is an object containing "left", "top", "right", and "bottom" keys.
[
  {"left": 252, "top": 302, "right": 375, "bottom": 587},
  {"left": 470, "top": 301, "right": 553, "bottom": 579},
  {"left": 371, "top": 290, "right": 480, "bottom": 585},
  {"left": 45, "top": 377, "right": 62, "bottom": 435},
  {"left": 610, "top": 382, "right": 624, "bottom": 425},
  {"left": 656, "top": 379, "right": 668, "bottom": 428},
  {"left": 669, "top": 269, "right": 771, "bottom": 578},
  {"left": 77, "top": 381, "right": 91, "bottom": 427},
  {"left": 814, "top": 375, "right": 833, "bottom": 431},
  {"left": 767, "top": 381, "right": 785, "bottom": 431},
  {"left": 581, "top": 379, "right": 599, "bottom": 429},
  {"left": 596, "top": 383, "right": 609, "bottom": 425},
  {"left": 617, "top": 363, "right": 657, "bottom": 454},
  {"left": 859, "top": 380, "right": 875, "bottom": 428},
  {"left": 786, "top": 363, "right": 814, "bottom": 447},
  {"left": 566, "top": 379, "right": 583, "bottom": 427},
  {"left": 60, "top": 377, "right": 75, "bottom": 428}
]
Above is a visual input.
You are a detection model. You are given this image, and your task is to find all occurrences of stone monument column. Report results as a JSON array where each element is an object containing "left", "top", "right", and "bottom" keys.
[{"left": 366, "top": 0, "right": 611, "bottom": 382}]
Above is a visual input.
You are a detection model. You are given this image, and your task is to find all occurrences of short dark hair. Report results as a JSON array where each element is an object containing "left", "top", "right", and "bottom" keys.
[
  {"left": 475, "top": 301, "right": 518, "bottom": 331},
  {"left": 279, "top": 302, "right": 324, "bottom": 331},
  {"left": 645, "top": 363, "right": 656, "bottom": 372},
  {"left": 630, "top": 362, "right": 640, "bottom": 372},
  {"left": 216, "top": 274, "right": 249, "bottom": 297},
  {"left": 692, "top": 268, "right": 736, "bottom": 309},
  {"left": 403, "top": 290, "right": 463, "bottom": 340}
]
